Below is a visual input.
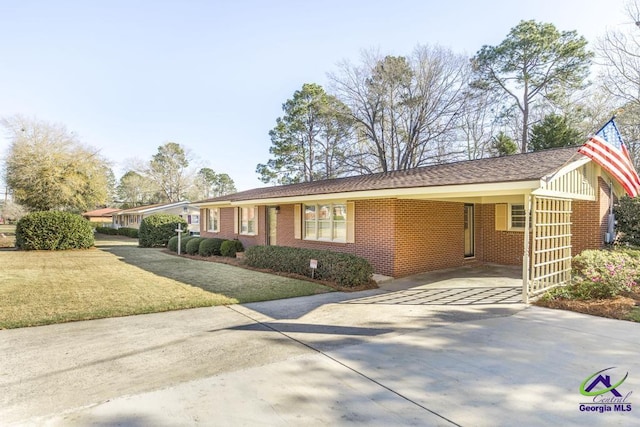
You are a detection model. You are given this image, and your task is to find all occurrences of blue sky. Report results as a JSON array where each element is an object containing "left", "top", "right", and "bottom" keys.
[{"left": 0, "top": 0, "right": 630, "bottom": 191}]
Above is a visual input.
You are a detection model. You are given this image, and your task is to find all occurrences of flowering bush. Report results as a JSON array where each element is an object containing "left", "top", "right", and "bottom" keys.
[{"left": 570, "top": 250, "right": 639, "bottom": 299}]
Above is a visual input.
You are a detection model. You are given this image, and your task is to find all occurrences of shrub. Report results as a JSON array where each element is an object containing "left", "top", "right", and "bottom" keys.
[
  {"left": 180, "top": 235, "right": 195, "bottom": 254},
  {"left": 95, "top": 226, "right": 118, "bottom": 235},
  {"left": 16, "top": 211, "right": 94, "bottom": 250},
  {"left": 139, "top": 214, "right": 188, "bottom": 248},
  {"left": 614, "top": 196, "right": 640, "bottom": 246},
  {"left": 199, "top": 238, "right": 225, "bottom": 256},
  {"left": 569, "top": 249, "right": 640, "bottom": 299},
  {"left": 220, "top": 240, "right": 237, "bottom": 257},
  {"left": 117, "top": 227, "right": 139, "bottom": 238},
  {"left": 185, "top": 237, "right": 204, "bottom": 255},
  {"left": 167, "top": 236, "right": 179, "bottom": 252},
  {"left": 245, "top": 246, "right": 373, "bottom": 287}
]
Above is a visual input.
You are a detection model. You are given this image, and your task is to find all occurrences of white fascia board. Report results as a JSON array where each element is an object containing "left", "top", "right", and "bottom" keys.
[
  {"left": 191, "top": 201, "right": 233, "bottom": 208},
  {"left": 208, "top": 180, "right": 542, "bottom": 206},
  {"left": 140, "top": 201, "right": 190, "bottom": 214},
  {"left": 543, "top": 157, "right": 591, "bottom": 184}
]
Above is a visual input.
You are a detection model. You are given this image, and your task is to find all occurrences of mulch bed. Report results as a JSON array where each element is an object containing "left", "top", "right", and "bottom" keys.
[
  {"left": 162, "top": 250, "right": 379, "bottom": 292},
  {"left": 535, "top": 290, "right": 640, "bottom": 321}
]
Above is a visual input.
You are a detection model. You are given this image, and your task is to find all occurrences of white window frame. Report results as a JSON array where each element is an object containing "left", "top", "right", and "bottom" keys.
[
  {"left": 207, "top": 208, "right": 219, "bottom": 233},
  {"left": 240, "top": 206, "right": 258, "bottom": 236},
  {"left": 191, "top": 214, "right": 200, "bottom": 225},
  {"left": 303, "top": 202, "right": 347, "bottom": 242},
  {"left": 509, "top": 203, "right": 529, "bottom": 231}
]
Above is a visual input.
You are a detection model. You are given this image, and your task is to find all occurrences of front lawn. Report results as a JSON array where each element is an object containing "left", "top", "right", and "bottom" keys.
[
  {"left": 0, "top": 224, "right": 15, "bottom": 248},
  {"left": 0, "top": 235, "right": 331, "bottom": 329}
]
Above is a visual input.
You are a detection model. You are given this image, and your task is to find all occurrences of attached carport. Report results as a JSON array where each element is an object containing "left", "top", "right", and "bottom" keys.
[
  {"left": 357, "top": 264, "right": 522, "bottom": 305},
  {"left": 393, "top": 154, "right": 614, "bottom": 303}
]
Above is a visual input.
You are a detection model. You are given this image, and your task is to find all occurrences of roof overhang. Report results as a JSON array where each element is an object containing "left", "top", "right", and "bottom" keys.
[{"left": 193, "top": 180, "right": 542, "bottom": 208}]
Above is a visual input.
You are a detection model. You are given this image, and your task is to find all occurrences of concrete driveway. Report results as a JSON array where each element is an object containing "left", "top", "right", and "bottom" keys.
[{"left": 2, "top": 274, "right": 639, "bottom": 426}]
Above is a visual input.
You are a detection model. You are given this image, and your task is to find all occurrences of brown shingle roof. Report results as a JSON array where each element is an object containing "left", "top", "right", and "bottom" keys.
[
  {"left": 197, "top": 146, "right": 583, "bottom": 203},
  {"left": 82, "top": 208, "right": 121, "bottom": 217}
]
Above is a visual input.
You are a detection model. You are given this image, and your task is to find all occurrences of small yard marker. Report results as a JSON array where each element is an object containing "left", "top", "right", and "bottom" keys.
[{"left": 310, "top": 259, "right": 318, "bottom": 279}]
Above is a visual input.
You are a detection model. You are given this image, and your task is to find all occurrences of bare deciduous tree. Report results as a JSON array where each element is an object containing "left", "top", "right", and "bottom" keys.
[{"left": 329, "top": 45, "right": 470, "bottom": 173}]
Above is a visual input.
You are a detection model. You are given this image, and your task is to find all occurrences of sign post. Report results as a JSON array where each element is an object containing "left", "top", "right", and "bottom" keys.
[{"left": 175, "top": 224, "right": 184, "bottom": 255}]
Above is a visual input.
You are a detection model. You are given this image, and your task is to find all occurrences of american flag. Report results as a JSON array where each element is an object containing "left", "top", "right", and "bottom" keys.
[{"left": 578, "top": 118, "right": 640, "bottom": 197}]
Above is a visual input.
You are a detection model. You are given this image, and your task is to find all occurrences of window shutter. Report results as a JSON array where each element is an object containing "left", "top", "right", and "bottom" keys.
[
  {"left": 233, "top": 207, "right": 239, "bottom": 234},
  {"left": 253, "top": 207, "right": 259, "bottom": 235},
  {"left": 294, "top": 204, "right": 301, "bottom": 239},
  {"left": 346, "top": 201, "right": 355, "bottom": 243},
  {"left": 495, "top": 204, "right": 507, "bottom": 231},
  {"left": 187, "top": 215, "right": 192, "bottom": 224}
]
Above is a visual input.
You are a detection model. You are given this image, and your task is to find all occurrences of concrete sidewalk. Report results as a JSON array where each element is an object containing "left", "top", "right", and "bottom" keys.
[{"left": 2, "top": 289, "right": 639, "bottom": 426}]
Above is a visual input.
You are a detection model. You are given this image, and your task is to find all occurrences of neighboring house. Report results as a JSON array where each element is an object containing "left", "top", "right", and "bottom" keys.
[
  {"left": 194, "top": 147, "right": 623, "bottom": 301},
  {"left": 82, "top": 208, "right": 121, "bottom": 226},
  {"left": 112, "top": 201, "right": 200, "bottom": 234}
]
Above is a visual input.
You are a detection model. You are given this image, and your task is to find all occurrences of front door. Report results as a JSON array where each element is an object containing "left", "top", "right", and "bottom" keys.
[
  {"left": 267, "top": 207, "right": 278, "bottom": 245},
  {"left": 464, "top": 204, "right": 475, "bottom": 257}
]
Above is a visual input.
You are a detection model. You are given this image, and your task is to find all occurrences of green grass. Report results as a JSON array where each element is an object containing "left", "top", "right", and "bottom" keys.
[
  {"left": 625, "top": 307, "right": 640, "bottom": 322},
  {"left": 0, "top": 235, "right": 331, "bottom": 329}
]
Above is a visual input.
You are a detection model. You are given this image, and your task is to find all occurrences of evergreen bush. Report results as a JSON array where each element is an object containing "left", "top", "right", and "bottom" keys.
[
  {"left": 198, "top": 238, "right": 224, "bottom": 256},
  {"left": 245, "top": 246, "right": 373, "bottom": 287},
  {"left": 139, "top": 214, "right": 188, "bottom": 248},
  {"left": 220, "top": 240, "right": 237, "bottom": 257},
  {"left": 16, "top": 211, "right": 94, "bottom": 250},
  {"left": 185, "top": 237, "right": 204, "bottom": 255},
  {"left": 167, "top": 236, "right": 179, "bottom": 252},
  {"left": 117, "top": 227, "right": 139, "bottom": 238},
  {"left": 180, "top": 235, "right": 195, "bottom": 254},
  {"left": 95, "top": 226, "right": 118, "bottom": 235}
]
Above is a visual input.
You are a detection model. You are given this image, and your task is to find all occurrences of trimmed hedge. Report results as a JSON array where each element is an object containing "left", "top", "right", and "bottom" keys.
[
  {"left": 96, "top": 226, "right": 118, "bottom": 235},
  {"left": 139, "top": 214, "right": 188, "bottom": 248},
  {"left": 16, "top": 211, "right": 94, "bottom": 250},
  {"left": 117, "top": 227, "right": 139, "bottom": 238},
  {"left": 180, "top": 235, "right": 196, "bottom": 254},
  {"left": 199, "top": 238, "right": 225, "bottom": 256},
  {"left": 167, "top": 236, "right": 179, "bottom": 252},
  {"left": 220, "top": 239, "right": 243, "bottom": 257},
  {"left": 186, "top": 237, "right": 204, "bottom": 255},
  {"left": 245, "top": 246, "right": 373, "bottom": 287},
  {"left": 95, "top": 227, "right": 139, "bottom": 238}
]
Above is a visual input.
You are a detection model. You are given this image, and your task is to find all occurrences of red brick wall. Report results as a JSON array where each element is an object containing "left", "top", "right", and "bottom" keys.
[
  {"left": 393, "top": 200, "right": 465, "bottom": 277},
  {"left": 572, "top": 177, "right": 611, "bottom": 255},
  {"left": 200, "top": 207, "right": 263, "bottom": 249},
  {"left": 277, "top": 200, "right": 397, "bottom": 276},
  {"left": 478, "top": 204, "right": 525, "bottom": 266}
]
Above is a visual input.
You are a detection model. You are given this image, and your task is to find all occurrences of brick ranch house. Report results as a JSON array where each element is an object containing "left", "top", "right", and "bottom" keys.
[{"left": 194, "top": 146, "right": 621, "bottom": 300}]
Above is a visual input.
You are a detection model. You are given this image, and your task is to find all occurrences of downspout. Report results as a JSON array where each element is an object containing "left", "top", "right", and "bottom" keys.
[
  {"left": 605, "top": 181, "right": 615, "bottom": 244},
  {"left": 522, "top": 194, "right": 531, "bottom": 304}
]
